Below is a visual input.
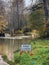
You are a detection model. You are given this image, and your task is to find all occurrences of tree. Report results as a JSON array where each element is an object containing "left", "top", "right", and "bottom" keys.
[
  {"left": 0, "top": 0, "right": 5, "bottom": 15},
  {"left": 43, "top": 0, "right": 48, "bottom": 21},
  {"left": 42, "top": 0, "right": 49, "bottom": 37},
  {"left": 29, "top": 3, "right": 46, "bottom": 37},
  {"left": 0, "top": 0, "right": 8, "bottom": 32},
  {"left": 5, "top": 0, "right": 25, "bottom": 35},
  {"left": 0, "top": 16, "right": 8, "bottom": 32}
]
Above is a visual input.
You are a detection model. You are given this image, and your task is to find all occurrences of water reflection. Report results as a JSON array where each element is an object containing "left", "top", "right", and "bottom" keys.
[{"left": 0, "top": 36, "right": 31, "bottom": 60}]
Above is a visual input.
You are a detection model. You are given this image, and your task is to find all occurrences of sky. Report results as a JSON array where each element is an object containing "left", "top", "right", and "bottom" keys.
[
  {"left": 25, "top": 0, "right": 37, "bottom": 7},
  {"left": 3, "top": 0, "right": 10, "bottom": 3},
  {"left": 25, "top": 0, "right": 32, "bottom": 7}
]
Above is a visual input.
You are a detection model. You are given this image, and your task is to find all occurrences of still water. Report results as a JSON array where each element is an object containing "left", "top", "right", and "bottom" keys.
[{"left": 0, "top": 36, "right": 32, "bottom": 60}]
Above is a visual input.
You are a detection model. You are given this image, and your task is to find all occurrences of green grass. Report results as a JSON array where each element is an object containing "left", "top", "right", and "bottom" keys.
[
  {"left": 30, "top": 39, "right": 49, "bottom": 65},
  {"left": 14, "top": 39, "right": 49, "bottom": 65}
]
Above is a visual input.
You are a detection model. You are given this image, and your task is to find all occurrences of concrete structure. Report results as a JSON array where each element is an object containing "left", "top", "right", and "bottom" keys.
[{"left": 0, "top": 55, "right": 9, "bottom": 65}]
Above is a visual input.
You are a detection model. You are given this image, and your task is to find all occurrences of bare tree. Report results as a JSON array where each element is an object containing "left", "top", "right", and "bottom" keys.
[
  {"left": 0, "top": 0, "right": 5, "bottom": 16},
  {"left": 5, "top": 0, "right": 25, "bottom": 35}
]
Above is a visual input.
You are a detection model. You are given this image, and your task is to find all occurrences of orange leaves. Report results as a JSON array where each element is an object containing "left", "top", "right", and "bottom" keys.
[
  {"left": 20, "top": 51, "right": 23, "bottom": 55},
  {"left": 0, "top": 15, "right": 8, "bottom": 32},
  {"left": 30, "top": 52, "right": 34, "bottom": 56},
  {"left": 20, "top": 51, "right": 34, "bottom": 56}
]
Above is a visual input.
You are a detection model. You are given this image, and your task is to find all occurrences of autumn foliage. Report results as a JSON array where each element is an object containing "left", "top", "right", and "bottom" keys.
[{"left": 0, "top": 16, "right": 8, "bottom": 32}]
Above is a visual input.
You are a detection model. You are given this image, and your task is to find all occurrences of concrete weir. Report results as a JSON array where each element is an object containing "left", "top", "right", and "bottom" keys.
[{"left": 0, "top": 36, "right": 31, "bottom": 60}]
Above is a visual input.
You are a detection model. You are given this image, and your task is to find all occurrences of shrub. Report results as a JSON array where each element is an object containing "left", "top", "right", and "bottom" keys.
[
  {"left": 2, "top": 55, "right": 8, "bottom": 62},
  {"left": 7, "top": 60, "right": 15, "bottom": 65},
  {"left": 42, "top": 61, "right": 49, "bottom": 65},
  {"left": 20, "top": 52, "right": 32, "bottom": 65},
  {"left": 2, "top": 55, "right": 15, "bottom": 65},
  {"left": 14, "top": 53, "right": 21, "bottom": 64}
]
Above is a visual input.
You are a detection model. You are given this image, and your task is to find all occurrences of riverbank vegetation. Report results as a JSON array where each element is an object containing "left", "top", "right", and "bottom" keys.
[{"left": 2, "top": 39, "right": 49, "bottom": 65}]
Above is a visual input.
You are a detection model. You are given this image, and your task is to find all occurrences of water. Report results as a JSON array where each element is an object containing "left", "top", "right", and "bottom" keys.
[{"left": 0, "top": 36, "right": 32, "bottom": 60}]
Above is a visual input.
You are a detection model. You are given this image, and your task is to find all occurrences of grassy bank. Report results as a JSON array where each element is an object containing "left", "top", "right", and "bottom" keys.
[
  {"left": 3, "top": 39, "right": 49, "bottom": 65},
  {"left": 30, "top": 39, "right": 49, "bottom": 65},
  {"left": 14, "top": 39, "right": 49, "bottom": 65}
]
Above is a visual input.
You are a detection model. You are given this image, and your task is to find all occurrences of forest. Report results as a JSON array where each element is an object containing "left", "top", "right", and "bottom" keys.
[{"left": 0, "top": 0, "right": 49, "bottom": 37}]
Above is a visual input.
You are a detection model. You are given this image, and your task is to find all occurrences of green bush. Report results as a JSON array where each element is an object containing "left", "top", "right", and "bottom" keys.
[
  {"left": 42, "top": 61, "right": 49, "bottom": 65},
  {"left": 14, "top": 52, "right": 33, "bottom": 65},
  {"left": 7, "top": 60, "right": 15, "bottom": 65},
  {"left": 20, "top": 52, "right": 32, "bottom": 65},
  {"left": 14, "top": 53, "right": 21, "bottom": 64},
  {"left": 2, "top": 55, "right": 8, "bottom": 62},
  {"left": 2, "top": 55, "right": 15, "bottom": 65}
]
